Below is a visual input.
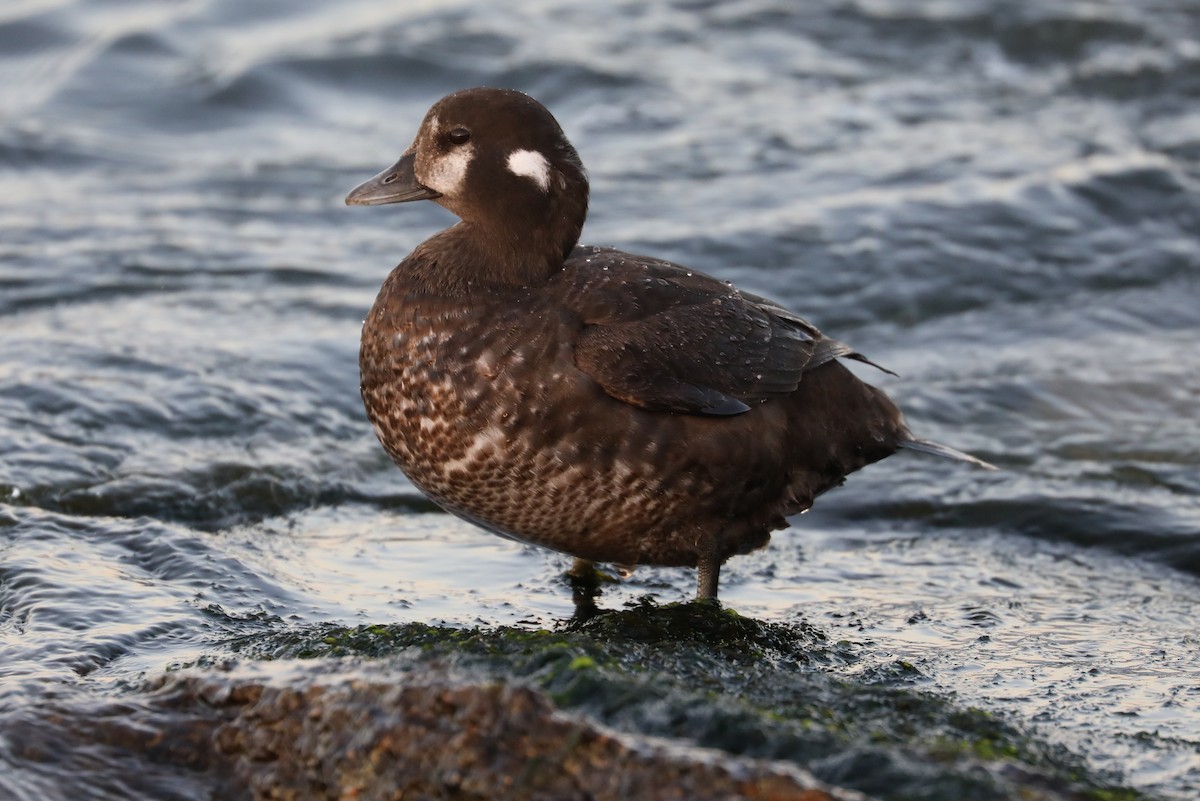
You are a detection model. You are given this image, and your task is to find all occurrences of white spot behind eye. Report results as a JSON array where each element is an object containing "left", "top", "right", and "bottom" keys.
[
  {"left": 506, "top": 149, "right": 551, "bottom": 192},
  {"left": 424, "top": 144, "right": 475, "bottom": 195}
]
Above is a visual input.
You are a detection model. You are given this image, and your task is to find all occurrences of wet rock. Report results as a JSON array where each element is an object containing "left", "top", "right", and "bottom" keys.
[
  {"left": 232, "top": 608, "right": 1145, "bottom": 801},
  {"left": 3, "top": 606, "right": 1147, "bottom": 801},
  {"left": 2, "top": 606, "right": 1152, "bottom": 801},
  {"left": 204, "top": 674, "right": 861, "bottom": 801},
  {"left": 11, "top": 667, "right": 860, "bottom": 801}
]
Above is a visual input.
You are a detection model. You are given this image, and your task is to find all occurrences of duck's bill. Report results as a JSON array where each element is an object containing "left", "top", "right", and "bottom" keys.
[{"left": 345, "top": 152, "right": 441, "bottom": 205}]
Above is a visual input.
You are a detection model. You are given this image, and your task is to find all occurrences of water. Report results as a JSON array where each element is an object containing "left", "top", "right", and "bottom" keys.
[{"left": 2, "top": 0, "right": 1199, "bottom": 798}]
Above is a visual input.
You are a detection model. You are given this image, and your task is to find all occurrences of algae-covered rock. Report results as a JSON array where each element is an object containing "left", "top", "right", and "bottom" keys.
[
  {"left": 208, "top": 674, "right": 862, "bottom": 801},
  {"left": 219, "top": 601, "right": 1148, "bottom": 801},
  {"left": 6, "top": 665, "right": 858, "bottom": 801},
  {"left": 11, "top": 602, "right": 1150, "bottom": 801}
]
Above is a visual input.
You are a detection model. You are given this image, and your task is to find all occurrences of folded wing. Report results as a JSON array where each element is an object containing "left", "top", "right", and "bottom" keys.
[{"left": 564, "top": 247, "right": 880, "bottom": 416}]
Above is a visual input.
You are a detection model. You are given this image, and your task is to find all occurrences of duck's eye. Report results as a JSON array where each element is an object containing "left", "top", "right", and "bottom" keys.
[{"left": 447, "top": 127, "right": 471, "bottom": 145}]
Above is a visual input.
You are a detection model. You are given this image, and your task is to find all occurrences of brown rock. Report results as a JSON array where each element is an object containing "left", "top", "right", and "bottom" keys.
[{"left": 205, "top": 675, "right": 866, "bottom": 801}]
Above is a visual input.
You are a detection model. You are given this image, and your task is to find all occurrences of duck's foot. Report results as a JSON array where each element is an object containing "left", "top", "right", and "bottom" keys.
[
  {"left": 567, "top": 557, "right": 598, "bottom": 579},
  {"left": 566, "top": 558, "right": 604, "bottom": 620}
]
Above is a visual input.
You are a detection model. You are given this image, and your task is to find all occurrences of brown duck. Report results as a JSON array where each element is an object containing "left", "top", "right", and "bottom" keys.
[{"left": 346, "top": 87, "right": 993, "bottom": 601}]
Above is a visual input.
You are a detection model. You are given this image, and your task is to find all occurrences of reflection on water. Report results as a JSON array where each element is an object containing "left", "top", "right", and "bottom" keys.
[{"left": 2, "top": 0, "right": 1199, "bottom": 798}]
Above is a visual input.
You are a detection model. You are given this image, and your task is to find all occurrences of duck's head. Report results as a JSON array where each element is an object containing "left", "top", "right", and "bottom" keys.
[{"left": 346, "top": 88, "right": 589, "bottom": 269}]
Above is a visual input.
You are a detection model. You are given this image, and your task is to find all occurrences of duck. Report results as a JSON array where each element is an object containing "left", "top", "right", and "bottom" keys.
[{"left": 346, "top": 87, "right": 994, "bottom": 601}]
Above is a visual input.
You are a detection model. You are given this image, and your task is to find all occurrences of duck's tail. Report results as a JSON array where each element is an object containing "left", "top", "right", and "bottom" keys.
[{"left": 899, "top": 438, "right": 997, "bottom": 470}]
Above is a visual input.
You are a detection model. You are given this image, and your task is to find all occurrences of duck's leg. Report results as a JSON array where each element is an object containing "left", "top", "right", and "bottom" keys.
[
  {"left": 567, "top": 558, "right": 602, "bottom": 618},
  {"left": 695, "top": 554, "right": 721, "bottom": 601},
  {"left": 568, "top": 557, "right": 597, "bottom": 578}
]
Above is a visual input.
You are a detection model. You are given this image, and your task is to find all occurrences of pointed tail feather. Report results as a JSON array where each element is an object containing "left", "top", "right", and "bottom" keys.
[
  {"left": 811, "top": 337, "right": 899, "bottom": 377},
  {"left": 899, "top": 438, "right": 997, "bottom": 470}
]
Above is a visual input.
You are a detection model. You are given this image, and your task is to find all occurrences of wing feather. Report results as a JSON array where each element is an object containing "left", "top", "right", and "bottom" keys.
[{"left": 561, "top": 246, "right": 888, "bottom": 415}]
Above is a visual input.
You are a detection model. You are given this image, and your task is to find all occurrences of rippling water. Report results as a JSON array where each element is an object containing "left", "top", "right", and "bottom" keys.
[{"left": 2, "top": 0, "right": 1198, "bottom": 798}]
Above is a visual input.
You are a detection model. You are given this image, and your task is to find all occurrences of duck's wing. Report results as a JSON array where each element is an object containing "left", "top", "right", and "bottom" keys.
[
  {"left": 561, "top": 247, "right": 880, "bottom": 416},
  {"left": 738, "top": 286, "right": 898, "bottom": 378}
]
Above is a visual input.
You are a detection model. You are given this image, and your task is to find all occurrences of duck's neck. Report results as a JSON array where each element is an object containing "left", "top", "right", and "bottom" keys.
[{"left": 399, "top": 177, "right": 588, "bottom": 297}]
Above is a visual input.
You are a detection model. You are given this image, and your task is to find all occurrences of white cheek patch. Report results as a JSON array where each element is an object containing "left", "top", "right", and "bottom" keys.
[
  {"left": 423, "top": 143, "right": 475, "bottom": 195},
  {"left": 506, "top": 149, "right": 551, "bottom": 192}
]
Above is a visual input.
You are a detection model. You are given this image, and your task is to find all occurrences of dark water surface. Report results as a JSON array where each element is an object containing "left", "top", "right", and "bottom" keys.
[{"left": 2, "top": 0, "right": 1199, "bottom": 798}]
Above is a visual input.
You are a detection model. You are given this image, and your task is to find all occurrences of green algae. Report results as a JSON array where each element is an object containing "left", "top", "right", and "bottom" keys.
[{"left": 222, "top": 600, "right": 1153, "bottom": 801}]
